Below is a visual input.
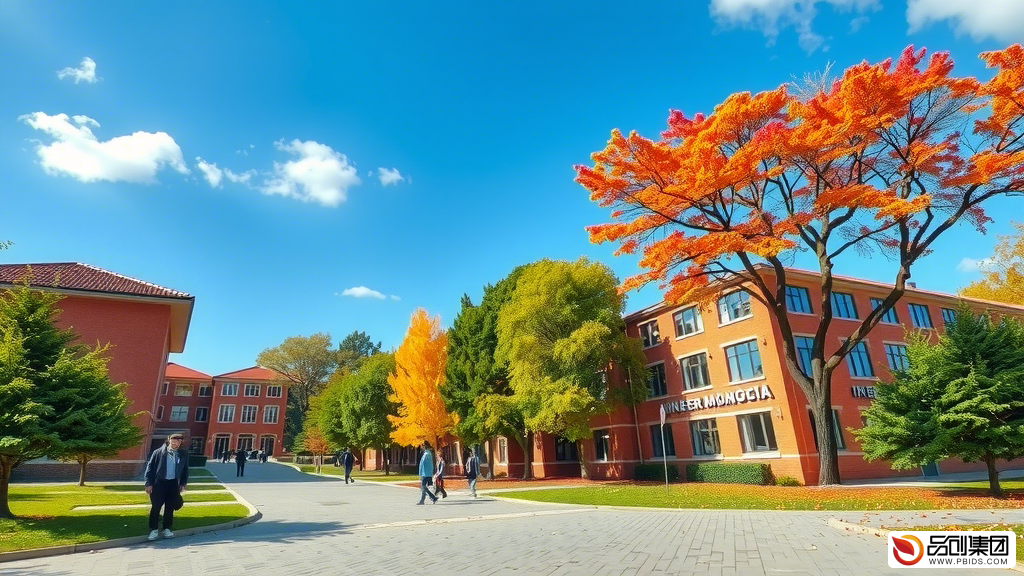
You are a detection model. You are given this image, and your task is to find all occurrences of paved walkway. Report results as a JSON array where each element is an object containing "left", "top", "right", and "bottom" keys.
[{"left": 2, "top": 462, "right": 1018, "bottom": 576}]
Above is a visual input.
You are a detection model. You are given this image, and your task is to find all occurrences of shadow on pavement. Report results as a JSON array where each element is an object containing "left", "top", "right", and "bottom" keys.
[{"left": 204, "top": 462, "right": 341, "bottom": 484}]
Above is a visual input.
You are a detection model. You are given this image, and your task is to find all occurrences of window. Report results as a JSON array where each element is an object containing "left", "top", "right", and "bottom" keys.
[
  {"left": 718, "top": 291, "right": 752, "bottom": 323},
  {"left": 263, "top": 405, "right": 279, "bottom": 424},
  {"left": 941, "top": 307, "right": 957, "bottom": 325},
  {"left": 169, "top": 406, "right": 188, "bottom": 422},
  {"left": 650, "top": 424, "right": 676, "bottom": 457},
  {"left": 218, "top": 404, "right": 235, "bottom": 423},
  {"left": 266, "top": 385, "right": 283, "bottom": 398},
  {"left": 785, "top": 286, "right": 813, "bottom": 314},
  {"left": 870, "top": 297, "right": 899, "bottom": 324},
  {"left": 725, "top": 340, "right": 763, "bottom": 382},
  {"left": 884, "top": 343, "right": 910, "bottom": 372},
  {"left": 174, "top": 383, "right": 193, "bottom": 396},
  {"left": 497, "top": 437, "right": 508, "bottom": 464},
  {"left": 244, "top": 384, "right": 261, "bottom": 397},
  {"left": 831, "top": 292, "right": 858, "bottom": 319},
  {"left": 808, "top": 409, "right": 846, "bottom": 450},
  {"left": 221, "top": 382, "right": 238, "bottom": 396},
  {"left": 648, "top": 363, "right": 668, "bottom": 397},
  {"left": 554, "top": 437, "right": 578, "bottom": 462},
  {"left": 195, "top": 406, "right": 209, "bottom": 422},
  {"left": 737, "top": 412, "right": 777, "bottom": 452},
  {"left": 593, "top": 430, "right": 610, "bottom": 461},
  {"left": 198, "top": 385, "right": 212, "bottom": 397},
  {"left": 190, "top": 437, "right": 204, "bottom": 453},
  {"left": 679, "top": 353, "right": 711, "bottom": 390},
  {"left": 236, "top": 435, "right": 255, "bottom": 451},
  {"left": 162, "top": 382, "right": 169, "bottom": 396},
  {"left": 639, "top": 320, "right": 661, "bottom": 348},
  {"left": 847, "top": 341, "right": 874, "bottom": 378},
  {"left": 240, "top": 405, "right": 258, "bottom": 423},
  {"left": 794, "top": 336, "right": 814, "bottom": 376},
  {"left": 156, "top": 405, "right": 164, "bottom": 421},
  {"left": 908, "top": 303, "right": 933, "bottom": 328},
  {"left": 690, "top": 419, "right": 721, "bottom": 456},
  {"left": 672, "top": 306, "right": 703, "bottom": 338}
]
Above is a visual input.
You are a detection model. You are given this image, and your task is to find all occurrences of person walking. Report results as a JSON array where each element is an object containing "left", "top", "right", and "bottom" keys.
[
  {"left": 144, "top": 433, "right": 189, "bottom": 541},
  {"left": 235, "top": 446, "right": 248, "bottom": 477},
  {"left": 416, "top": 441, "right": 438, "bottom": 505},
  {"left": 258, "top": 448, "right": 266, "bottom": 463},
  {"left": 464, "top": 448, "right": 480, "bottom": 498},
  {"left": 342, "top": 447, "right": 355, "bottom": 484},
  {"left": 433, "top": 452, "right": 448, "bottom": 499}
]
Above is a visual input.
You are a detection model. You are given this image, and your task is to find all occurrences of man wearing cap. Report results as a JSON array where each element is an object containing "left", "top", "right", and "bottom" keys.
[{"left": 144, "top": 433, "right": 189, "bottom": 541}]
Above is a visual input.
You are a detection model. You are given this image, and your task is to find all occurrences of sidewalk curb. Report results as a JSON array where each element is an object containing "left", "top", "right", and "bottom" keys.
[{"left": 0, "top": 482, "right": 261, "bottom": 565}]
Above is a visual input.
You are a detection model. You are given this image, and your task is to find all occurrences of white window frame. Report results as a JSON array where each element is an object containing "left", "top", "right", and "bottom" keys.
[
  {"left": 690, "top": 418, "right": 721, "bottom": 456},
  {"left": 724, "top": 339, "right": 764, "bottom": 384},
  {"left": 169, "top": 405, "right": 189, "bottom": 422},
  {"left": 218, "top": 404, "right": 236, "bottom": 423},
  {"left": 718, "top": 290, "right": 753, "bottom": 325},
  {"left": 240, "top": 405, "right": 259, "bottom": 424},
  {"left": 221, "top": 382, "right": 238, "bottom": 397},
  {"left": 497, "top": 437, "right": 508, "bottom": 464},
  {"left": 593, "top": 429, "right": 610, "bottom": 462},
  {"left": 198, "top": 385, "right": 213, "bottom": 397},
  {"left": 638, "top": 319, "right": 661, "bottom": 349},
  {"left": 737, "top": 411, "right": 778, "bottom": 453},
  {"left": 671, "top": 305, "right": 704, "bottom": 339},
  {"left": 263, "top": 405, "right": 279, "bottom": 424},
  {"left": 266, "top": 385, "right": 283, "bottom": 398},
  {"left": 244, "top": 383, "right": 261, "bottom": 397},
  {"left": 678, "top": 351, "right": 711, "bottom": 392},
  {"left": 173, "top": 383, "right": 193, "bottom": 397},
  {"left": 195, "top": 406, "right": 209, "bottom": 423}
]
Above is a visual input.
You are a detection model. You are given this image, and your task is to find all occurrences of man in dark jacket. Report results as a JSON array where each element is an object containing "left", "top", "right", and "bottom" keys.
[
  {"left": 144, "top": 433, "right": 189, "bottom": 541},
  {"left": 341, "top": 448, "right": 355, "bottom": 484},
  {"left": 235, "top": 447, "right": 248, "bottom": 477}
]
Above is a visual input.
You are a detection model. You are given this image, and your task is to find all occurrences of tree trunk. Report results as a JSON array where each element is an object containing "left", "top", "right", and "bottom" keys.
[
  {"left": 382, "top": 444, "right": 390, "bottom": 476},
  {"left": 519, "top": 431, "right": 534, "bottom": 480},
  {"left": 359, "top": 448, "right": 365, "bottom": 471},
  {"left": 985, "top": 455, "right": 1003, "bottom": 498},
  {"left": 78, "top": 455, "right": 89, "bottom": 487},
  {"left": 485, "top": 437, "right": 495, "bottom": 479},
  {"left": 0, "top": 457, "right": 13, "bottom": 519},
  {"left": 810, "top": 388, "right": 841, "bottom": 486},
  {"left": 576, "top": 440, "right": 590, "bottom": 479}
]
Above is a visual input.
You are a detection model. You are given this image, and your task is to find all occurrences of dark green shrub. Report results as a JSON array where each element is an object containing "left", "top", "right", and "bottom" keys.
[
  {"left": 686, "top": 462, "right": 771, "bottom": 485},
  {"left": 188, "top": 455, "right": 207, "bottom": 467},
  {"left": 773, "top": 475, "right": 802, "bottom": 487},
  {"left": 634, "top": 463, "right": 679, "bottom": 482}
]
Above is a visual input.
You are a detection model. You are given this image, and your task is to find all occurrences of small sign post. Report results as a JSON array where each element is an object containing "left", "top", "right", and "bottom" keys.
[{"left": 659, "top": 404, "right": 669, "bottom": 492}]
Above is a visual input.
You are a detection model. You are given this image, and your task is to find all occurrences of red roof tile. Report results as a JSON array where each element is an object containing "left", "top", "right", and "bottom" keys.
[
  {"left": 213, "top": 366, "right": 282, "bottom": 381},
  {"left": 0, "top": 263, "right": 191, "bottom": 299},
  {"left": 165, "top": 362, "right": 212, "bottom": 380}
]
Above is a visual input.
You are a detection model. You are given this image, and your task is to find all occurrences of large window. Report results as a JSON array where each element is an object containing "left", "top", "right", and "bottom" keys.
[
  {"left": 639, "top": 320, "right": 661, "bottom": 348},
  {"left": 263, "top": 405, "right": 279, "bottom": 424},
  {"left": 679, "top": 352, "right": 710, "bottom": 390},
  {"left": 169, "top": 406, "right": 188, "bottom": 422},
  {"left": 718, "top": 291, "right": 752, "bottom": 323},
  {"left": 690, "top": 419, "right": 721, "bottom": 456},
  {"left": 870, "top": 297, "right": 899, "bottom": 324},
  {"left": 593, "top": 429, "right": 610, "bottom": 462},
  {"left": 221, "top": 382, "right": 238, "bottom": 397},
  {"left": 174, "top": 383, "right": 193, "bottom": 396},
  {"left": 908, "top": 303, "right": 933, "bottom": 328},
  {"left": 650, "top": 424, "right": 676, "bottom": 457},
  {"left": 266, "top": 385, "right": 283, "bottom": 398},
  {"left": 240, "top": 405, "right": 258, "bottom": 423},
  {"left": 195, "top": 406, "right": 209, "bottom": 422},
  {"left": 831, "top": 292, "right": 858, "bottom": 319},
  {"left": 162, "top": 382, "right": 169, "bottom": 396},
  {"left": 672, "top": 306, "right": 703, "bottom": 338},
  {"left": 785, "top": 286, "right": 813, "bottom": 314},
  {"left": 648, "top": 363, "right": 668, "bottom": 397},
  {"left": 847, "top": 341, "right": 874, "bottom": 378},
  {"left": 725, "top": 340, "right": 763, "bottom": 382},
  {"left": 941, "top": 307, "right": 957, "bottom": 325},
  {"left": 218, "top": 404, "right": 235, "bottom": 423},
  {"left": 737, "top": 412, "right": 777, "bottom": 452},
  {"left": 244, "top": 384, "right": 261, "bottom": 397},
  {"left": 190, "top": 437, "right": 204, "bottom": 453},
  {"left": 808, "top": 409, "right": 846, "bottom": 450},
  {"left": 198, "top": 385, "right": 212, "bottom": 397},
  {"left": 554, "top": 437, "right": 578, "bottom": 462},
  {"left": 795, "top": 336, "right": 814, "bottom": 376},
  {"left": 884, "top": 343, "right": 910, "bottom": 372}
]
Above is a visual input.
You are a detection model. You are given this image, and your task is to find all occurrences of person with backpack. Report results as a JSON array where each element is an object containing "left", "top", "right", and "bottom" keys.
[
  {"left": 464, "top": 448, "right": 480, "bottom": 498},
  {"left": 341, "top": 448, "right": 356, "bottom": 484}
]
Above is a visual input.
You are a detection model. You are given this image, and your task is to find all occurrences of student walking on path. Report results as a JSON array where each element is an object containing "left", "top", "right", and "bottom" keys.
[
  {"left": 235, "top": 447, "right": 248, "bottom": 477},
  {"left": 464, "top": 449, "right": 480, "bottom": 498},
  {"left": 341, "top": 448, "right": 355, "bottom": 484},
  {"left": 416, "top": 441, "right": 438, "bottom": 505},
  {"left": 433, "top": 452, "right": 448, "bottom": 499},
  {"left": 144, "top": 433, "right": 189, "bottom": 541}
]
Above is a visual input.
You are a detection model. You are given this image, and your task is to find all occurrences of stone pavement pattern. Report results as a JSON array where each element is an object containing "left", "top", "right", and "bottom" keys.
[{"left": 2, "top": 461, "right": 1017, "bottom": 576}]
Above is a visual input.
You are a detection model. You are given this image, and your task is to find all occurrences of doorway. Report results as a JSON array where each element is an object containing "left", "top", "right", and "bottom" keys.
[
  {"left": 922, "top": 461, "right": 940, "bottom": 477},
  {"left": 260, "top": 435, "right": 275, "bottom": 456},
  {"left": 213, "top": 435, "right": 231, "bottom": 459}
]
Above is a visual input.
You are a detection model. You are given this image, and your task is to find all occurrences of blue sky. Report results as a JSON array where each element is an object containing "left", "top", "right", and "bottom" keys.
[{"left": 1, "top": 1, "right": 1022, "bottom": 375}]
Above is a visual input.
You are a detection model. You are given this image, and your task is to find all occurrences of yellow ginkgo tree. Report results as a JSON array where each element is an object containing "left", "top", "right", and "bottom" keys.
[{"left": 388, "top": 308, "right": 457, "bottom": 464}]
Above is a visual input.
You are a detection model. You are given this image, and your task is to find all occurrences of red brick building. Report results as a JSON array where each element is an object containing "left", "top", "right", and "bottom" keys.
[
  {"left": 206, "top": 366, "right": 287, "bottom": 459},
  {"left": 158, "top": 363, "right": 214, "bottom": 455},
  {"left": 1, "top": 263, "right": 194, "bottom": 481}
]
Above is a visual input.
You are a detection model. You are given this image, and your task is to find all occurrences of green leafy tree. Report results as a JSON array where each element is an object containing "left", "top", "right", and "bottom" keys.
[
  {"left": 495, "top": 258, "right": 647, "bottom": 478},
  {"left": 257, "top": 333, "right": 337, "bottom": 450},
  {"left": 332, "top": 353, "right": 398, "bottom": 474},
  {"left": 856, "top": 308, "right": 1024, "bottom": 496},
  {"left": 337, "top": 330, "right": 382, "bottom": 375}
]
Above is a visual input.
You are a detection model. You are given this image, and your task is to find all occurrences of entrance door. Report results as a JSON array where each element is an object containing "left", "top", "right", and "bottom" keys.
[
  {"left": 237, "top": 435, "right": 254, "bottom": 452},
  {"left": 149, "top": 438, "right": 164, "bottom": 455},
  {"left": 922, "top": 461, "right": 940, "bottom": 477},
  {"left": 260, "top": 435, "right": 275, "bottom": 456},
  {"left": 213, "top": 435, "right": 231, "bottom": 459}
]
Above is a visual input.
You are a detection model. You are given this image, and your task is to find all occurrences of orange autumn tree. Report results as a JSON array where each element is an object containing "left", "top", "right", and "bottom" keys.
[
  {"left": 388, "top": 308, "right": 457, "bottom": 465},
  {"left": 576, "top": 45, "right": 1024, "bottom": 486}
]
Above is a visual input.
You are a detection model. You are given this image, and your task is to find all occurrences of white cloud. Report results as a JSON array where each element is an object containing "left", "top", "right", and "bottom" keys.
[
  {"left": 261, "top": 139, "right": 361, "bottom": 207},
  {"left": 57, "top": 57, "right": 98, "bottom": 84},
  {"left": 907, "top": 0, "right": 1024, "bottom": 42},
  {"left": 339, "top": 286, "right": 386, "bottom": 299},
  {"left": 377, "top": 167, "right": 406, "bottom": 186},
  {"left": 19, "top": 112, "right": 188, "bottom": 184},
  {"left": 195, "top": 157, "right": 255, "bottom": 188},
  {"left": 390, "top": 295, "right": 401, "bottom": 301},
  {"left": 957, "top": 257, "right": 996, "bottom": 273},
  {"left": 709, "top": 0, "right": 878, "bottom": 52}
]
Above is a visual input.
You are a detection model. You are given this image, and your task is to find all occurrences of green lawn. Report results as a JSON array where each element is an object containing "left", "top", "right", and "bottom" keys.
[
  {"left": 930, "top": 476, "right": 1024, "bottom": 490},
  {"left": 0, "top": 484, "right": 248, "bottom": 553},
  {"left": 497, "top": 483, "right": 1024, "bottom": 511},
  {"left": 296, "top": 465, "right": 419, "bottom": 482},
  {"left": 893, "top": 524, "right": 1024, "bottom": 562}
]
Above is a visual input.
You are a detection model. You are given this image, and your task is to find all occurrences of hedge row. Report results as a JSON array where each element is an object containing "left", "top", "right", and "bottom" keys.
[
  {"left": 685, "top": 462, "right": 771, "bottom": 485},
  {"left": 188, "top": 455, "right": 207, "bottom": 467},
  {"left": 634, "top": 463, "right": 679, "bottom": 482}
]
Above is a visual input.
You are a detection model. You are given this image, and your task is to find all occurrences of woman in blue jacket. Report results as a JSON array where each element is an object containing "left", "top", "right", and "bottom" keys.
[{"left": 416, "top": 441, "right": 438, "bottom": 505}]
